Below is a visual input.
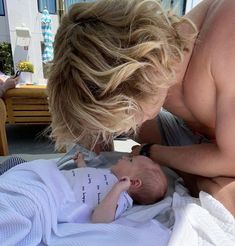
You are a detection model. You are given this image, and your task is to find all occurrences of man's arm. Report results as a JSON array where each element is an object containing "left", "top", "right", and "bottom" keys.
[
  {"left": 132, "top": 0, "right": 235, "bottom": 178},
  {"left": 147, "top": 143, "right": 235, "bottom": 177},
  {"left": 132, "top": 131, "right": 235, "bottom": 177},
  {"left": 91, "top": 177, "right": 130, "bottom": 223}
]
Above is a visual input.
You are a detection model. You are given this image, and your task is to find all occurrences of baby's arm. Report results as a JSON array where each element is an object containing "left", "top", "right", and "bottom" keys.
[
  {"left": 91, "top": 176, "right": 131, "bottom": 223},
  {"left": 73, "top": 152, "right": 87, "bottom": 168}
]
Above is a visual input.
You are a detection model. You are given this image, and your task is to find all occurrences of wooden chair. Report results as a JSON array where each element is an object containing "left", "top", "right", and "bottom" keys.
[
  {"left": 0, "top": 98, "right": 8, "bottom": 155},
  {"left": 0, "top": 86, "right": 51, "bottom": 156}
]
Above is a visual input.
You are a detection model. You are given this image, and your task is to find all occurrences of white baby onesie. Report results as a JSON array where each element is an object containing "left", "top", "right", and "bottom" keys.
[{"left": 61, "top": 167, "right": 133, "bottom": 219}]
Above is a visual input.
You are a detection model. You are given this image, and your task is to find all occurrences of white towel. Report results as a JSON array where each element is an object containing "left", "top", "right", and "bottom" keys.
[
  {"left": 168, "top": 180, "right": 235, "bottom": 246},
  {"left": 0, "top": 159, "right": 170, "bottom": 246}
]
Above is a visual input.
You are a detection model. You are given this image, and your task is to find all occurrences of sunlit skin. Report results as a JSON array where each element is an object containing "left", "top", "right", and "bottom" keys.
[{"left": 133, "top": 0, "right": 235, "bottom": 216}]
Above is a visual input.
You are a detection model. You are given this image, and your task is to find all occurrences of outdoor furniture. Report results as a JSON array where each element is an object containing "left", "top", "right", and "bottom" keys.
[
  {"left": 0, "top": 85, "right": 51, "bottom": 156},
  {"left": 0, "top": 98, "right": 8, "bottom": 156}
]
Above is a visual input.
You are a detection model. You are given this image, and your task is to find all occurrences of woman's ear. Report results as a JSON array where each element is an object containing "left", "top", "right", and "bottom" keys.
[{"left": 130, "top": 178, "right": 142, "bottom": 188}]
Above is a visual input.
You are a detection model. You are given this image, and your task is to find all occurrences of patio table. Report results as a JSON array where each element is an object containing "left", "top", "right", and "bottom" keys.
[{"left": 0, "top": 85, "right": 51, "bottom": 156}]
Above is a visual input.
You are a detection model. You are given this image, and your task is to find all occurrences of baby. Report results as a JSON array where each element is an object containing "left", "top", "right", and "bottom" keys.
[
  {"left": 0, "top": 153, "right": 167, "bottom": 223},
  {"left": 61, "top": 153, "right": 168, "bottom": 223}
]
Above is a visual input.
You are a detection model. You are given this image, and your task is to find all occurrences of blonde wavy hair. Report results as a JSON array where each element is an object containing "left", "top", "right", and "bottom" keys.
[{"left": 47, "top": 0, "right": 197, "bottom": 150}]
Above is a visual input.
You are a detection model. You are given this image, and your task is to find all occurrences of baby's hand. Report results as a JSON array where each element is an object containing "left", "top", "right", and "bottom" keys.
[
  {"left": 73, "top": 151, "right": 84, "bottom": 160},
  {"left": 115, "top": 176, "right": 131, "bottom": 192},
  {"left": 73, "top": 152, "right": 86, "bottom": 167}
]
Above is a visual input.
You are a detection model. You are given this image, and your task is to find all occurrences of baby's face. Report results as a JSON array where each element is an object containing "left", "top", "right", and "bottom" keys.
[{"left": 111, "top": 155, "right": 161, "bottom": 179}]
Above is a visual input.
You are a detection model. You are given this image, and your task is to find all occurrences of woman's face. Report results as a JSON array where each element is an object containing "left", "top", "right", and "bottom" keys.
[{"left": 138, "top": 88, "right": 168, "bottom": 124}]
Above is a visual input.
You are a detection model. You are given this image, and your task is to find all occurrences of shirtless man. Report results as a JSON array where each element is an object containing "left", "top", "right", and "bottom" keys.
[
  {"left": 48, "top": 0, "right": 235, "bottom": 216},
  {"left": 133, "top": 0, "right": 235, "bottom": 216}
]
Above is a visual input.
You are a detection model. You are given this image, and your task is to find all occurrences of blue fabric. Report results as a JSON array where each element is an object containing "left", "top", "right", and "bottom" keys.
[
  {"left": 157, "top": 109, "right": 211, "bottom": 146},
  {"left": 0, "top": 156, "right": 26, "bottom": 175},
  {"left": 0, "top": 0, "right": 4, "bottom": 16},
  {"left": 41, "top": 8, "right": 54, "bottom": 63}
]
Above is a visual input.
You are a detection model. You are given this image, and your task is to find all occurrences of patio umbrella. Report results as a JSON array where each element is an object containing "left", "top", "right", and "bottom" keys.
[{"left": 41, "top": 8, "right": 53, "bottom": 63}]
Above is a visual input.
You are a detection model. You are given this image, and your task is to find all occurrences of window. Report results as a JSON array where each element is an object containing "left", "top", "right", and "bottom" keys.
[
  {"left": 172, "top": 0, "right": 186, "bottom": 16},
  {"left": 161, "top": 0, "right": 186, "bottom": 16},
  {"left": 0, "top": 0, "right": 5, "bottom": 16},
  {"left": 38, "top": 0, "right": 57, "bottom": 15},
  {"left": 65, "top": 0, "right": 94, "bottom": 12}
]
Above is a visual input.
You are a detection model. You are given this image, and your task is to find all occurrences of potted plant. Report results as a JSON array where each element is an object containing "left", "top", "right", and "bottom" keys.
[
  {"left": 0, "top": 42, "right": 14, "bottom": 75},
  {"left": 16, "top": 61, "right": 34, "bottom": 84}
]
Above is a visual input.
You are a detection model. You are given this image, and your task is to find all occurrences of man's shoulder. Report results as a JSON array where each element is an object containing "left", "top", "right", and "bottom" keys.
[
  {"left": 195, "top": 0, "right": 235, "bottom": 85},
  {"left": 200, "top": 0, "right": 235, "bottom": 45}
]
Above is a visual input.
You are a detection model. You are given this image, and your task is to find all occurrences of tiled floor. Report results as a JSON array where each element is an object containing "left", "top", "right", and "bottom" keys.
[
  {"left": 6, "top": 124, "right": 57, "bottom": 155},
  {"left": 6, "top": 125, "right": 138, "bottom": 155}
]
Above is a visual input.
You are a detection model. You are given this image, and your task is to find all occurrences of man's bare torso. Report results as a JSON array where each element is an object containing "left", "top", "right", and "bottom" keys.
[
  {"left": 135, "top": 0, "right": 235, "bottom": 216},
  {"left": 164, "top": 0, "right": 235, "bottom": 140}
]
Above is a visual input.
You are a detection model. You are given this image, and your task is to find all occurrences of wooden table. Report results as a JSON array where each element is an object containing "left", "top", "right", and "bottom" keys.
[{"left": 0, "top": 85, "right": 51, "bottom": 156}]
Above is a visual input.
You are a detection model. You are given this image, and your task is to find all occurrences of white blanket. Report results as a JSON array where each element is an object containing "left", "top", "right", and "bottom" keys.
[
  {"left": 169, "top": 181, "right": 235, "bottom": 246},
  {"left": 0, "top": 160, "right": 170, "bottom": 246},
  {"left": 0, "top": 158, "right": 235, "bottom": 245}
]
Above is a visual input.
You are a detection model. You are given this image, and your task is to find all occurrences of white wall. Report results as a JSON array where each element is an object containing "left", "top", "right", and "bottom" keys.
[
  {"left": 0, "top": 16, "right": 10, "bottom": 42},
  {"left": 4, "top": 0, "right": 59, "bottom": 81}
]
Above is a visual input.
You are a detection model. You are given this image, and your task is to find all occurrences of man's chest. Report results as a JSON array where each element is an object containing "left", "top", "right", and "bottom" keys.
[
  {"left": 164, "top": 53, "right": 216, "bottom": 137},
  {"left": 183, "top": 67, "right": 216, "bottom": 137}
]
